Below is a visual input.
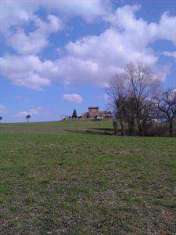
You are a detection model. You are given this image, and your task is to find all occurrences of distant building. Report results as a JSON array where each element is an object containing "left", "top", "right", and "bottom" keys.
[
  {"left": 88, "top": 107, "right": 99, "bottom": 118},
  {"left": 82, "top": 107, "right": 112, "bottom": 120}
]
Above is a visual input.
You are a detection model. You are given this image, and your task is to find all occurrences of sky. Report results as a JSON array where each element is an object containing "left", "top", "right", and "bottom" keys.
[{"left": 0, "top": 0, "right": 176, "bottom": 122}]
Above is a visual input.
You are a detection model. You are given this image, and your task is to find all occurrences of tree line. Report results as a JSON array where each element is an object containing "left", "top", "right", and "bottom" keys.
[{"left": 107, "top": 63, "right": 176, "bottom": 137}]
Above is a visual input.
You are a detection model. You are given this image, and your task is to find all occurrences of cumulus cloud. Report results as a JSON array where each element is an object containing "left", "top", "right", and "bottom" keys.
[
  {"left": 57, "top": 27, "right": 157, "bottom": 87},
  {"left": 0, "top": 3, "right": 176, "bottom": 89},
  {"left": 53, "top": 5, "right": 176, "bottom": 87},
  {"left": 0, "top": 55, "right": 57, "bottom": 89},
  {"left": 159, "top": 13, "right": 176, "bottom": 44},
  {"left": 0, "top": 1, "right": 33, "bottom": 34},
  {"left": 63, "top": 94, "right": 83, "bottom": 104},
  {"left": 107, "top": 5, "right": 176, "bottom": 45},
  {"left": 7, "top": 15, "right": 62, "bottom": 55},
  {"left": 42, "top": 0, "right": 111, "bottom": 21},
  {"left": 0, "top": 0, "right": 110, "bottom": 33},
  {"left": 0, "top": 0, "right": 108, "bottom": 55}
]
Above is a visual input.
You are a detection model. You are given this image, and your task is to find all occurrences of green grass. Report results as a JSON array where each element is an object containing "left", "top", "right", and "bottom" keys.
[{"left": 0, "top": 120, "right": 176, "bottom": 234}]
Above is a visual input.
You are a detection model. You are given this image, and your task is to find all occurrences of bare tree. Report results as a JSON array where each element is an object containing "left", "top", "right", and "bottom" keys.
[
  {"left": 107, "top": 63, "right": 161, "bottom": 136},
  {"left": 123, "top": 96, "right": 136, "bottom": 135},
  {"left": 126, "top": 63, "right": 160, "bottom": 135},
  {"left": 156, "top": 89, "right": 176, "bottom": 136},
  {"left": 107, "top": 73, "right": 128, "bottom": 135}
]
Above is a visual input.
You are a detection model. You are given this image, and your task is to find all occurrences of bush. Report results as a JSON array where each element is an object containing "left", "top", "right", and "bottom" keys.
[{"left": 143, "top": 124, "right": 171, "bottom": 137}]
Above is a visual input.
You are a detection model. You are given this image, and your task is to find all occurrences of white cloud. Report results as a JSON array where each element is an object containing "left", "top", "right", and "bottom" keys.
[
  {"left": 0, "top": 0, "right": 107, "bottom": 54},
  {"left": 0, "top": 2, "right": 33, "bottom": 34},
  {"left": 0, "top": 4, "right": 176, "bottom": 89},
  {"left": 163, "top": 51, "right": 176, "bottom": 58},
  {"left": 42, "top": 0, "right": 111, "bottom": 21},
  {"left": 0, "top": 55, "right": 58, "bottom": 89},
  {"left": 29, "top": 107, "right": 42, "bottom": 115},
  {"left": 54, "top": 27, "right": 157, "bottom": 87},
  {"left": 63, "top": 94, "right": 83, "bottom": 104},
  {"left": 16, "top": 107, "right": 42, "bottom": 118},
  {"left": 0, "top": 0, "right": 110, "bottom": 33},
  {"left": 53, "top": 5, "right": 176, "bottom": 87},
  {"left": 159, "top": 13, "right": 176, "bottom": 44},
  {"left": 0, "top": 105, "right": 7, "bottom": 114},
  {"left": 107, "top": 5, "right": 176, "bottom": 45},
  {"left": 57, "top": 56, "right": 118, "bottom": 86},
  {"left": 7, "top": 15, "right": 62, "bottom": 55}
]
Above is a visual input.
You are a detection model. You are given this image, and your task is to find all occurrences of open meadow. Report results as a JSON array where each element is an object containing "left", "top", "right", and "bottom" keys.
[{"left": 0, "top": 120, "right": 176, "bottom": 234}]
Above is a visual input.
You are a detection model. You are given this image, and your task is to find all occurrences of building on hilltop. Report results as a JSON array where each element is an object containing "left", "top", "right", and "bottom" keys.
[
  {"left": 82, "top": 107, "right": 112, "bottom": 120},
  {"left": 88, "top": 107, "right": 99, "bottom": 119},
  {"left": 61, "top": 107, "right": 112, "bottom": 121}
]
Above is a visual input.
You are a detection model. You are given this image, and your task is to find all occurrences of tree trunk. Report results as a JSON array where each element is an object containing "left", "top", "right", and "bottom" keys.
[
  {"left": 128, "top": 116, "right": 135, "bottom": 136},
  {"left": 169, "top": 120, "right": 173, "bottom": 137},
  {"left": 119, "top": 118, "right": 125, "bottom": 136},
  {"left": 136, "top": 118, "right": 143, "bottom": 136},
  {"left": 113, "top": 120, "right": 118, "bottom": 135}
]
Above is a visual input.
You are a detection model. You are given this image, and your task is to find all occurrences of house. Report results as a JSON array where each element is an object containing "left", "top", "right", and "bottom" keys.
[
  {"left": 88, "top": 107, "right": 99, "bottom": 118},
  {"left": 82, "top": 107, "right": 112, "bottom": 120}
]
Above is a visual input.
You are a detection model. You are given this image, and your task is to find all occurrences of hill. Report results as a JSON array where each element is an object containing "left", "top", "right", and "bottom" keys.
[{"left": 0, "top": 120, "right": 176, "bottom": 234}]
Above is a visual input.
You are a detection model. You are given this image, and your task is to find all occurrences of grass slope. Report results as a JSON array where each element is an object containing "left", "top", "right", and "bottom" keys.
[{"left": 0, "top": 121, "right": 176, "bottom": 234}]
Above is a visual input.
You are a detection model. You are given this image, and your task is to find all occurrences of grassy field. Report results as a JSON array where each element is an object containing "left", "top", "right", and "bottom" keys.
[{"left": 0, "top": 120, "right": 176, "bottom": 234}]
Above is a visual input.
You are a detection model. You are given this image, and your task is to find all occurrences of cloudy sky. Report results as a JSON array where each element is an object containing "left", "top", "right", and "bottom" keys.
[{"left": 0, "top": 0, "right": 176, "bottom": 122}]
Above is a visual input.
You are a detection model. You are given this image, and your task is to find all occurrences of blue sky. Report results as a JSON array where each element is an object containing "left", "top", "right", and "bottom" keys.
[{"left": 0, "top": 0, "right": 176, "bottom": 122}]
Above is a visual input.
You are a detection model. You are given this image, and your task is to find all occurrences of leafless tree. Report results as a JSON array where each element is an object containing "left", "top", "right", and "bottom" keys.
[
  {"left": 107, "top": 63, "right": 161, "bottom": 136},
  {"left": 125, "top": 63, "right": 160, "bottom": 135},
  {"left": 107, "top": 73, "right": 128, "bottom": 135},
  {"left": 156, "top": 89, "right": 176, "bottom": 136}
]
